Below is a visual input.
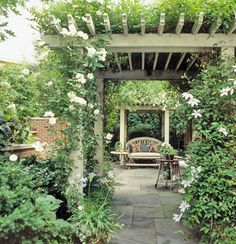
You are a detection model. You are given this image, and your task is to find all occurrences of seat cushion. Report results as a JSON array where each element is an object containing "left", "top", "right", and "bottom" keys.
[{"left": 130, "top": 152, "right": 161, "bottom": 159}]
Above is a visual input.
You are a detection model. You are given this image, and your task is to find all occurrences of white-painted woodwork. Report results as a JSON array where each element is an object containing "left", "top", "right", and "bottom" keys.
[
  {"left": 164, "top": 53, "right": 172, "bottom": 71},
  {"left": 141, "top": 14, "right": 145, "bottom": 36},
  {"left": 192, "top": 12, "right": 204, "bottom": 35},
  {"left": 209, "top": 16, "right": 222, "bottom": 35},
  {"left": 67, "top": 14, "right": 77, "bottom": 34},
  {"left": 158, "top": 13, "right": 165, "bottom": 36},
  {"left": 227, "top": 12, "right": 236, "bottom": 35},
  {"left": 122, "top": 13, "right": 128, "bottom": 36},
  {"left": 114, "top": 52, "right": 122, "bottom": 71},
  {"left": 164, "top": 110, "right": 169, "bottom": 144},
  {"left": 142, "top": 52, "right": 145, "bottom": 70},
  {"left": 86, "top": 14, "right": 96, "bottom": 35},
  {"left": 175, "top": 53, "right": 186, "bottom": 71},
  {"left": 49, "top": 15, "right": 62, "bottom": 33},
  {"left": 153, "top": 52, "right": 159, "bottom": 70},
  {"left": 103, "top": 13, "right": 111, "bottom": 33},
  {"left": 128, "top": 53, "right": 133, "bottom": 71},
  {"left": 176, "top": 13, "right": 185, "bottom": 36},
  {"left": 120, "top": 109, "right": 128, "bottom": 164},
  {"left": 186, "top": 55, "right": 198, "bottom": 71}
]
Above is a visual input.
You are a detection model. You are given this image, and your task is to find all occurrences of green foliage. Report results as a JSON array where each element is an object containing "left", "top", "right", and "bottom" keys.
[
  {"left": 0, "top": 157, "right": 72, "bottom": 243},
  {"left": 0, "top": 112, "right": 12, "bottom": 149},
  {"left": 175, "top": 58, "right": 236, "bottom": 242},
  {"left": 160, "top": 142, "right": 177, "bottom": 156},
  {"left": 128, "top": 123, "right": 156, "bottom": 139}
]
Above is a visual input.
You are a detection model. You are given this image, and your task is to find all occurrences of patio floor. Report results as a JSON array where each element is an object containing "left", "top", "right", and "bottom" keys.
[{"left": 110, "top": 166, "right": 200, "bottom": 244}]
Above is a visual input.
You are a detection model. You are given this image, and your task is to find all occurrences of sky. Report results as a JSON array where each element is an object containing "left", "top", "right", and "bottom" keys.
[{"left": 0, "top": 0, "right": 43, "bottom": 63}]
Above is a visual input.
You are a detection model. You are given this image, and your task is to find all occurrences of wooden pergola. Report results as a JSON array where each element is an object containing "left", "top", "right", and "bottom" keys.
[{"left": 42, "top": 12, "right": 236, "bottom": 183}]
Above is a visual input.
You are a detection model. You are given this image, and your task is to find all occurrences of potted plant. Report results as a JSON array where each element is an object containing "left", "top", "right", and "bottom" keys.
[
  {"left": 114, "top": 142, "right": 123, "bottom": 152},
  {"left": 160, "top": 142, "right": 177, "bottom": 160}
]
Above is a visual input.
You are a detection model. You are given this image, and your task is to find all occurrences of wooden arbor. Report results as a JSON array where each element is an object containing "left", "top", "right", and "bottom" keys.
[{"left": 42, "top": 12, "right": 236, "bottom": 169}]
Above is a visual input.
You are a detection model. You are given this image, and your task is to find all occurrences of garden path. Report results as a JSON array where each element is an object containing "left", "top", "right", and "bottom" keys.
[{"left": 110, "top": 167, "right": 199, "bottom": 244}]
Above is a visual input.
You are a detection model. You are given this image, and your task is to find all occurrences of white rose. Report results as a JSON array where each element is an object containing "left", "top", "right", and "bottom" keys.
[
  {"left": 77, "top": 31, "right": 89, "bottom": 40},
  {"left": 69, "top": 105, "right": 75, "bottom": 110},
  {"left": 44, "top": 111, "right": 55, "bottom": 117},
  {"left": 105, "top": 133, "right": 113, "bottom": 140},
  {"left": 32, "top": 141, "right": 45, "bottom": 152},
  {"left": 94, "top": 109, "right": 100, "bottom": 115},
  {"left": 47, "top": 81, "right": 53, "bottom": 87},
  {"left": 74, "top": 97, "right": 87, "bottom": 106},
  {"left": 8, "top": 103, "right": 16, "bottom": 111},
  {"left": 60, "top": 28, "right": 70, "bottom": 36},
  {"left": 87, "top": 73, "right": 94, "bottom": 79},
  {"left": 96, "top": 10, "right": 102, "bottom": 16},
  {"left": 75, "top": 73, "right": 86, "bottom": 84},
  {"left": 86, "top": 47, "right": 97, "bottom": 57},
  {"left": 9, "top": 154, "right": 18, "bottom": 161},
  {"left": 21, "top": 68, "right": 30, "bottom": 75},
  {"left": 38, "top": 51, "right": 49, "bottom": 61},
  {"left": 49, "top": 117, "right": 57, "bottom": 125},
  {"left": 88, "top": 103, "right": 94, "bottom": 109}
]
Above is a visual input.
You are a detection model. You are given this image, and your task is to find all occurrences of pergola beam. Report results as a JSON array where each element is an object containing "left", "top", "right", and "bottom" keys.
[
  {"left": 164, "top": 53, "right": 172, "bottom": 71},
  {"left": 103, "top": 13, "right": 111, "bottom": 33},
  {"left": 227, "top": 12, "right": 236, "bottom": 35},
  {"left": 95, "top": 70, "right": 185, "bottom": 80},
  {"left": 192, "top": 12, "right": 204, "bottom": 35},
  {"left": 86, "top": 14, "right": 96, "bottom": 35},
  {"left": 175, "top": 53, "right": 186, "bottom": 71},
  {"left": 209, "top": 16, "right": 222, "bottom": 35},
  {"left": 176, "top": 13, "right": 185, "bottom": 36},
  {"left": 158, "top": 13, "right": 165, "bottom": 36},
  {"left": 153, "top": 52, "right": 159, "bottom": 71},
  {"left": 122, "top": 14, "right": 128, "bottom": 36},
  {"left": 141, "top": 14, "right": 145, "bottom": 36}
]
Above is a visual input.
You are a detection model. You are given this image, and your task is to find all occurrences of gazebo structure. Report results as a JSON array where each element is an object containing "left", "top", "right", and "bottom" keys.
[{"left": 41, "top": 11, "right": 236, "bottom": 181}]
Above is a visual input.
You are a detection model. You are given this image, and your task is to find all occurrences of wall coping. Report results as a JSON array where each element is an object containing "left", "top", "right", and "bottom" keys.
[{"left": 4, "top": 144, "right": 35, "bottom": 151}]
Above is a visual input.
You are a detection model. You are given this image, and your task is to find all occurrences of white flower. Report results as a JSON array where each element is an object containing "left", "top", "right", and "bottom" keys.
[
  {"left": 88, "top": 103, "right": 94, "bottom": 109},
  {"left": 47, "top": 81, "right": 53, "bottom": 87},
  {"left": 94, "top": 109, "right": 100, "bottom": 115},
  {"left": 179, "top": 160, "right": 188, "bottom": 168},
  {"left": 82, "top": 177, "right": 88, "bottom": 188},
  {"left": 219, "top": 127, "right": 228, "bottom": 136},
  {"left": 86, "top": 47, "right": 97, "bottom": 57},
  {"left": 220, "top": 87, "right": 231, "bottom": 96},
  {"left": 97, "top": 0, "right": 104, "bottom": 4},
  {"left": 181, "top": 179, "right": 192, "bottom": 188},
  {"left": 49, "top": 117, "right": 57, "bottom": 125},
  {"left": 178, "top": 188, "right": 185, "bottom": 194},
  {"left": 38, "top": 51, "right": 49, "bottom": 61},
  {"left": 83, "top": 63, "right": 88, "bottom": 67},
  {"left": 32, "top": 141, "right": 44, "bottom": 152},
  {"left": 106, "top": 4, "right": 112, "bottom": 10},
  {"left": 75, "top": 73, "right": 86, "bottom": 84},
  {"left": 191, "top": 109, "right": 202, "bottom": 119},
  {"left": 77, "top": 31, "right": 89, "bottom": 40},
  {"left": 78, "top": 205, "right": 84, "bottom": 211},
  {"left": 173, "top": 213, "right": 183, "bottom": 222},
  {"left": 9, "top": 154, "right": 18, "bottom": 161},
  {"left": 21, "top": 68, "right": 29, "bottom": 75},
  {"left": 37, "top": 40, "right": 45, "bottom": 47},
  {"left": 69, "top": 105, "right": 75, "bottom": 110},
  {"left": 60, "top": 28, "right": 70, "bottom": 36},
  {"left": 182, "top": 92, "right": 193, "bottom": 100},
  {"left": 8, "top": 103, "right": 16, "bottom": 111},
  {"left": 76, "top": 97, "right": 87, "bottom": 106},
  {"left": 187, "top": 98, "right": 200, "bottom": 107},
  {"left": 87, "top": 73, "right": 94, "bottom": 79},
  {"left": 105, "top": 133, "right": 113, "bottom": 141},
  {"left": 179, "top": 200, "right": 190, "bottom": 213},
  {"left": 96, "top": 10, "right": 102, "bottom": 16},
  {"left": 97, "top": 48, "right": 107, "bottom": 61},
  {"left": 88, "top": 172, "right": 96, "bottom": 181},
  {"left": 0, "top": 82, "right": 11, "bottom": 89},
  {"left": 44, "top": 111, "right": 55, "bottom": 117}
]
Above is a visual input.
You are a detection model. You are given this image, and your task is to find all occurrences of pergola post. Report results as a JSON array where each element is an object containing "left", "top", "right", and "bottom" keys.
[
  {"left": 120, "top": 108, "right": 128, "bottom": 150},
  {"left": 164, "top": 109, "right": 170, "bottom": 143},
  {"left": 94, "top": 78, "right": 104, "bottom": 172},
  {"left": 161, "top": 111, "right": 165, "bottom": 141}
]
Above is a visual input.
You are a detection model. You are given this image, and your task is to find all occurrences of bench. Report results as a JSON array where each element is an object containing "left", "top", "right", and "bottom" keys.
[{"left": 125, "top": 137, "right": 162, "bottom": 167}]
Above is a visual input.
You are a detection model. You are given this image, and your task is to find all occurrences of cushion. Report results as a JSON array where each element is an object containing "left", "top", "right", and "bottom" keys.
[
  {"left": 140, "top": 143, "right": 150, "bottom": 152},
  {"left": 149, "top": 143, "right": 158, "bottom": 152},
  {"left": 131, "top": 143, "right": 141, "bottom": 152},
  {"left": 130, "top": 152, "right": 161, "bottom": 158}
]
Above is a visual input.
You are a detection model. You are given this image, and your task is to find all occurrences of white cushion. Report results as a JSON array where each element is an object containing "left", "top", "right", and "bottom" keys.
[{"left": 130, "top": 152, "right": 161, "bottom": 159}]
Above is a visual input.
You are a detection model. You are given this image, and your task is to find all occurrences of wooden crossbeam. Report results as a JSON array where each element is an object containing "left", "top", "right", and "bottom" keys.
[
  {"left": 122, "top": 14, "right": 128, "bottom": 36},
  {"left": 142, "top": 52, "right": 145, "bottom": 70},
  {"left": 153, "top": 53, "right": 159, "bottom": 71},
  {"left": 164, "top": 53, "right": 172, "bottom": 71},
  {"left": 186, "top": 55, "right": 198, "bottom": 71},
  {"left": 103, "top": 13, "right": 111, "bottom": 33},
  {"left": 209, "top": 16, "right": 222, "bottom": 35},
  {"left": 141, "top": 14, "right": 145, "bottom": 36},
  {"left": 176, "top": 13, "right": 185, "bottom": 36},
  {"left": 49, "top": 15, "right": 62, "bottom": 33},
  {"left": 192, "top": 12, "right": 204, "bottom": 35},
  {"left": 128, "top": 53, "right": 133, "bottom": 71},
  {"left": 227, "top": 12, "right": 236, "bottom": 35},
  {"left": 114, "top": 53, "right": 121, "bottom": 71},
  {"left": 86, "top": 14, "right": 96, "bottom": 35},
  {"left": 67, "top": 15, "right": 77, "bottom": 34},
  {"left": 175, "top": 53, "right": 186, "bottom": 71},
  {"left": 158, "top": 13, "right": 165, "bottom": 36}
]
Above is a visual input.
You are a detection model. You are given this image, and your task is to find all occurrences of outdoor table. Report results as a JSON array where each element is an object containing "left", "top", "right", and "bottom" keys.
[
  {"left": 110, "top": 151, "right": 128, "bottom": 166},
  {"left": 154, "top": 159, "right": 181, "bottom": 189}
]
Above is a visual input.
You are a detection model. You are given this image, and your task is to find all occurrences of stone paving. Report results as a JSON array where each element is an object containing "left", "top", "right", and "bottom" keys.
[{"left": 110, "top": 167, "right": 199, "bottom": 244}]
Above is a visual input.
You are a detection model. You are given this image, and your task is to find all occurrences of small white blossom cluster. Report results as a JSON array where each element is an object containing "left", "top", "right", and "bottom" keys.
[
  {"left": 181, "top": 165, "right": 202, "bottom": 189},
  {"left": 86, "top": 47, "right": 107, "bottom": 61},
  {"left": 38, "top": 51, "right": 49, "bottom": 61},
  {"left": 60, "top": 28, "right": 88, "bottom": 40},
  {"left": 219, "top": 79, "right": 236, "bottom": 96},
  {"left": 94, "top": 109, "right": 100, "bottom": 115},
  {"left": 218, "top": 126, "right": 228, "bottom": 136},
  {"left": 7, "top": 103, "right": 16, "bottom": 112},
  {"left": 105, "top": 133, "right": 113, "bottom": 144},
  {"left": 21, "top": 68, "right": 30, "bottom": 76},
  {"left": 75, "top": 73, "right": 86, "bottom": 84},
  {"left": 44, "top": 111, "right": 56, "bottom": 125},
  {"left": 32, "top": 141, "right": 45, "bottom": 152},
  {"left": 173, "top": 200, "right": 190, "bottom": 222},
  {"left": 9, "top": 154, "right": 18, "bottom": 162},
  {"left": 67, "top": 91, "right": 87, "bottom": 106},
  {"left": 0, "top": 81, "right": 11, "bottom": 89}
]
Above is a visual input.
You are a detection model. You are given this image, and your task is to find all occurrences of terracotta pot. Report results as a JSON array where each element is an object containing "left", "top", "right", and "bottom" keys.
[{"left": 86, "top": 236, "right": 106, "bottom": 244}]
